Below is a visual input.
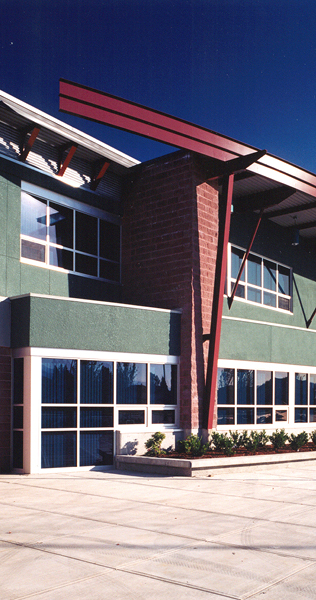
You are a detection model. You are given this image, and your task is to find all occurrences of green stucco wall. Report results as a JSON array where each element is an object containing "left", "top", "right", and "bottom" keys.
[
  {"left": 11, "top": 295, "right": 181, "bottom": 356},
  {"left": 219, "top": 213, "right": 316, "bottom": 366},
  {"left": 0, "top": 158, "right": 122, "bottom": 302}
]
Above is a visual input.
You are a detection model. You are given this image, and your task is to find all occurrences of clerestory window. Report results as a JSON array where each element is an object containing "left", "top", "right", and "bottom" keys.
[
  {"left": 20, "top": 189, "right": 121, "bottom": 283},
  {"left": 228, "top": 245, "right": 292, "bottom": 311}
]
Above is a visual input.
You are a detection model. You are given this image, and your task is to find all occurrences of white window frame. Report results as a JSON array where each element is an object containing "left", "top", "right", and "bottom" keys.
[
  {"left": 217, "top": 359, "right": 316, "bottom": 431},
  {"left": 12, "top": 347, "right": 179, "bottom": 473},
  {"left": 20, "top": 181, "right": 121, "bottom": 284},
  {"left": 227, "top": 243, "right": 293, "bottom": 313}
]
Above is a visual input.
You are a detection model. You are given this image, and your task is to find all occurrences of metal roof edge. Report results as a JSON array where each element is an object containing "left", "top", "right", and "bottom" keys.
[{"left": 0, "top": 90, "right": 140, "bottom": 169}]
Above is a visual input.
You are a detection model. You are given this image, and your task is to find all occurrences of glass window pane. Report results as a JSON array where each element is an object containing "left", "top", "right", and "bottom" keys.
[
  {"left": 257, "top": 407, "right": 272, "bottom": 424},
  {"left": 295, "top": 373, "right": 307, "bottom": 405},
  {"left": 13, "top": 406, "right": 23, "bottom": 429},
  {"left": 217, "top": 407, "right": 234, "bottom": 425},
  {"left": 49, "top": 247, "right": 73, "bottom": 270},
  {"left": 41, "top": 432, "right": 76, "bottom": 468},
  {"left": 150, "top": 364, "right": 177, "bottom": 404},
  {"left": 247, "top": 286, "right": 261, "bottom": 303},
  {"left": 42, "top": 359, "right": 77, "bottom": 404},
  {"left": 278, "top": 267, "right": 290, "bottom": 295},
  {"left": 118, "top": 410, "right": 145, "bottom": 424},
  {"left": 80, "top": 431, "right": 113, "bottom": 466},
  {"left": 76, "top": 212, "right": 97, "bottom": 255},
  {"left": 295, "top": 407, "right": 308, "bottom": 423},
  {"left": 257, "top": 371, "right": 272, "bottom": 405},
  {"left": 233, "top": 283, "right": 245, "bottom": 298},
  {"left": 21, "top": 192, "right": 47, "bottom": 240},
  {"left": 247, "top": 254, "right": 261, "bottom": 286},
  {"left": 13, "top": 358, "right": 24, "bottom": 404},
  {"left": 263, "top": 292, "right": 276, "bottom": 307},
  {"left": 310, "top": 408, "right": 316, "bottom": 423},
  {"left": 21, "top": 239, "right": 45, "bottom": 262},
  {"left": 152, "top": 410, "right": 175, "bottom": 424},
  {"left": 99, "top": 259, "right": 120, "bottom": 282},
  {"left": 217, "top": 368, "right": 234, "bottom": 404},
  {"left": 80, "top": 408, "right": 113, "bottom": 428},
  {"left": 237, "top": 407, "right": 254, "bottom": 424},
  {"left": 237, "top": 370, "right": 254, "bottom": 405},
  {"left": 310, "top": 375, "right": 316, "bottom": 405},
  {"left": 42, "top": 408, "right": 77, "bottom": 429},
  {"left": 80, "top": 361, "right": 113, "bottom": 404},
  {"left": 75, "top": 253, "right": 98, "bottom": 277},
  {"left": 275, "top": 372, "right": 289, "bottom": 405},
  {"left": 49, "top": 202, "right": 73, "bottom": 248},
  {"left": 278, "top": 296, "right": 290, "bottom": 311},
  {"left": 117, "top": 363, "right": 147, "bottom": 404},
  {"left": 275, "top": 409, "right": 287, "bottom": 422},
  {"left": 100, "top": 220, "right": 120, "bottom": 262},
  {"left": 13, "top": 430, "right": 23, "bottom": 469},
  {"left": 264, "top": 261, "right": 276, "bottom": 291}
]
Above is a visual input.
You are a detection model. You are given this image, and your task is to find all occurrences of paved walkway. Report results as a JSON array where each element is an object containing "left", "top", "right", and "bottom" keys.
[{"left": 1, "top": 462, "right": 316, "bottom": 599}]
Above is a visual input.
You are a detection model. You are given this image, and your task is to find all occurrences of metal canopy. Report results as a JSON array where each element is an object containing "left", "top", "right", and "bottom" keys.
[{"left": 0, "top": 92, "right": 139, "bottom": 172}]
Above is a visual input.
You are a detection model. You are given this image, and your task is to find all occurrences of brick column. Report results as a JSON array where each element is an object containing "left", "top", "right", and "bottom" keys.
[{"left": 122, "top": 151, "right": 219, "bottom": 431}]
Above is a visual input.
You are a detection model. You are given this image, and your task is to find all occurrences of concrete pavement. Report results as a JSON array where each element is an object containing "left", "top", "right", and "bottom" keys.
[{"left": 1, "top": 462, "right": 316, "bottom": 599}]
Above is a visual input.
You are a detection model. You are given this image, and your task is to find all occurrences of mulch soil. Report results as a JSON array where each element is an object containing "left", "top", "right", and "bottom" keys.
[{"left": 165, "top": 442, "right": 316, "bottom": 459}]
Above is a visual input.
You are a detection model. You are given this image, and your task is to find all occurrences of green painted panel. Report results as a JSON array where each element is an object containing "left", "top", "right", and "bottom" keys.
[
  {"left": 48, "top": 270, "right": 71, "bottom": 297},
  {"left": 219, "top": 319, "right": 272, "bottom": 362},
  {"left": 0, "top": 181, "right": 7, "bottom": 257},
  {"left": 0, "top": 254, "right": 7, "bottom": 296},
  {"left": 6, "top": 257, "right": 21, "bottom": 297},
  {"left": 220, "top": 317, "right": 316, "bottom": 367},
  {"left": 20, "top": 264, "right": 50, "bottom": 295},
  {"left": 11, "top": 295, "right": 181, "bottom": 356}
]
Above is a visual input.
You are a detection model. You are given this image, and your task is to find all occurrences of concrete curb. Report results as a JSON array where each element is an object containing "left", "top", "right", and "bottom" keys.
[{"left": 115, "top": 450, "right": 316, "bottom": 476}]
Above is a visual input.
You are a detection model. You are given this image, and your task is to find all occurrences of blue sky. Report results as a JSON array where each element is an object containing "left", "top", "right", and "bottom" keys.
[{"left": 1, "top": 0, "right": 316, "bottom": 171}]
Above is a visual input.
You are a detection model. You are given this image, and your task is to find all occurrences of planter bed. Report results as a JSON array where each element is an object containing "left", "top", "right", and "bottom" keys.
[{"left": 115, "top": 444, "right": 316, "bottom": 477}]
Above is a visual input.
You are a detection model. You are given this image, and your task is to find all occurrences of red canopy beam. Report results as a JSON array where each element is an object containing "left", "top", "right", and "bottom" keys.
[
  {"left": 57, "top": 143, "right": 77, "bottom": 176},
  {"left": 20, "top": 126, "right": 40, "bottom": 162}
]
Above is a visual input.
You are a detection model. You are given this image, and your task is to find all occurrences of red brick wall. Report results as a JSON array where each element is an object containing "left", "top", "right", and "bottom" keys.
[
  {"left": 0, "top": 347, "right": 11, "bottom": 472},
  {"left": 122, "top": 151, "right": 219, "bottom": 430}
]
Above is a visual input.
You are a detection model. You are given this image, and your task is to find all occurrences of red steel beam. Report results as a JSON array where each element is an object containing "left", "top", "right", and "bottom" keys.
[
  {"left": 57, "top": 144, "right": 77, "bottom": 176},
  {"left": 204, "top": 173, "right": 234, "bottom": 430},
  {"left": 59, "top": 79, "right": 316, "bottom": 198},
  {"left": 20, "top": 126, "right": 40, "bottom": 161},
  {"left": 59, "top": 79, "right": 256, "bottom": 162},
  {"left": 228, "top": 209, "right": 264, "bottom": 308},
  {"left": 90, "top": 160, "right": 110, "bottom": 191}
]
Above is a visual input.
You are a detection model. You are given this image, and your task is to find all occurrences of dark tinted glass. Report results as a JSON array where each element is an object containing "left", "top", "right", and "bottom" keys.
[
  {"left": 42, "top": 408, "right": 77, "bottom": 428},
  {"left": 49, "top": 202, "right": 73, "bottom": 248},
  {"left": 13, "top": 358, "right": 24, "bottom": 404},
  {"left": 21, "top": 192, "right": 46, "bottom": 240},
  {"left": 150, "top": 364, "right": 177, "bottom": 404},
  {"left": 152, "top": 410, "right": 175, "bottom": 424},
  {"left": 76, "top": 212, "right": 97, "bottom": 255},
  {"left": 100, "top": 220, "right": 120, "bottom": 262},
  {"left": 237, "top": 370, "right": 254, "bottom": 405},
  {"left": 117, "top": 363, "right": 147, "bottom": 404},
  {"left": 41, "top": 432, "right": 76, "bottom": 468},
  {"left": 217, "top": 368, "right": 234, "bottom": 404},
  {"left": 13, "top": 406, "right": 23, "bottom": 429},
  {"left": 237, "top": 407, "right": 254, "bottom": 424},
  {"left": 257, "top": 407, "right": 272, "bottom": 424},
  {"left": 118, "top": 410, "right": 145, "bottom": 424},
  {"left": 295, "top": 373, "right": 307, "bottom": 405},
  {"left": 80, "top": 408, "right": 113, "bottom": 428},
  {"left": 257, "top": 371, "right": 272, "bottom": 405},
  {"left": 217, "top": 407, "right": 234, "bottom": 425},
  {"left": 13, "top": 431, "right": 23, "bottom": 469},
  {"left": 75, "top": 253, "right": 97, "bottom": 276},
  {"left": 21, "top": 239, "right": 45, "bottom": 262},
  {"left": 42, "top": 359, "right": 77, "bottom": 404},
  {"left": 275, "top": 372, "right": 289, "bottom": 405},
  {"left": 80, "top": 431, "right": 113, "bottom": 466},
  {"left": 49, "top": 247, "right": 73, "bottom": 270},
  {"left": 80, "top": 361, "right": 113, "bottom": 404}
]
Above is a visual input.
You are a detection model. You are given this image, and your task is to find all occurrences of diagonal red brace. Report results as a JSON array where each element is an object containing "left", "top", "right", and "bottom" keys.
[
  {"left": 228, "top": 208, "right": 264, "bottom": 308},
  {"left": 20, "top": 127, "right": 40, "bottom": 161}
]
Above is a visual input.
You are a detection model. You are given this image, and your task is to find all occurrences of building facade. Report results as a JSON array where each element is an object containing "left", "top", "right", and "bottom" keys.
[{"left": 1, "top": 90, "right": 316, "bottom": 473}]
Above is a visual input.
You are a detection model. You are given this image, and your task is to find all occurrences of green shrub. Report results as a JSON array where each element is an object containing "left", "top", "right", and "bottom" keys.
[
  {"left": 178, "top": 434, "right": 208, "bottom": 456},
  {"left": 210, "top": 432, "right": 236, "bottom": 456},
  {"left": 269, "top": 428, "right": 289, "bottom": 450},
  {"left": 241, "top": 430, "right": 269, "bottom": 453},
  {"left": 145, "top": 432, "right": 166, "bottom": 457},
  {"left": 289, "top": 431, "right": 309, "bottom": 451},
  {"left": 229, "top": 430, "right": 244, "bottom": 448},
  {"left": 310, "top": 430, "right": 316, "bottom": 446}
]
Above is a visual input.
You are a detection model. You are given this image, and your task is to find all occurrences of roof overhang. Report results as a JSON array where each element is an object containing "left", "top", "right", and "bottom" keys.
[{"left": 0, "top": 90, "right": 139, "bottom": 171}]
